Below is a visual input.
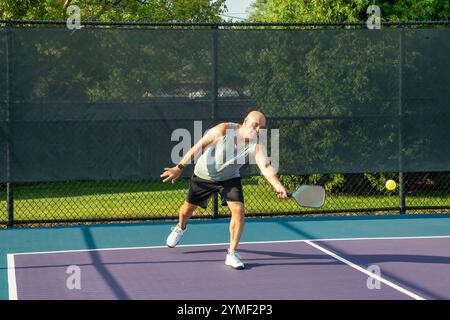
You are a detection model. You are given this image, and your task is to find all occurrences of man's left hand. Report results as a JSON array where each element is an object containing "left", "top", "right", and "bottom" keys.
[{"left": 275, "top": 185, "right": 289, "bottom": 199}]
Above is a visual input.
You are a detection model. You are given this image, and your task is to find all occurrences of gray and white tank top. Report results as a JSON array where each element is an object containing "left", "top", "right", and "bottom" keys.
[{"left": 194, "top": 123, "right": 257, "bottom": 181}]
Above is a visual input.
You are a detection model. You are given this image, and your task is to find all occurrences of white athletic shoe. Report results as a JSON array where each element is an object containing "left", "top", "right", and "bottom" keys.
[
  {"left": 225, "top": 251, "right": 245, "bottom": 270},
  {"left": 166, "top": 224, "right": 186, "bottom": 248}
]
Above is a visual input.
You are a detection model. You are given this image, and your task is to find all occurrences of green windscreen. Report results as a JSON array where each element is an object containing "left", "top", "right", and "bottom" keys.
[
  {"left": 0, "top": 28, "right": 7, "bottom": 182},
  {"left": 0, "top": 27, "right": 448, "bottom": 182}
]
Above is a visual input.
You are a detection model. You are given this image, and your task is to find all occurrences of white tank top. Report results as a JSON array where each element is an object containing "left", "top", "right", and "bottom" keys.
[{"left": 194, "top": 123, "right": 257, "bottom": 181}]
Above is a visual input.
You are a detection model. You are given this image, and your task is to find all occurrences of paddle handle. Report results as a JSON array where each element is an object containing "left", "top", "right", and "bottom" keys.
[{"left": 276, "top": 192, "right": 292, "bottom": 198}]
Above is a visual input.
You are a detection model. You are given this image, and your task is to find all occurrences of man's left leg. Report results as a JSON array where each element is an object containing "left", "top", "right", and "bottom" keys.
[
  {"left": 227, "top": 201, "right": 245, "bottom": 252},
  {"left": 225, "top": 201, "right": 245, "bottom": 269}
]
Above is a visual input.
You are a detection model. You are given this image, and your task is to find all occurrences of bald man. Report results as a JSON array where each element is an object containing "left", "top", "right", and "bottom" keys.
[{"left": 160, "top": 111, "right": 288, "bottom": 269}]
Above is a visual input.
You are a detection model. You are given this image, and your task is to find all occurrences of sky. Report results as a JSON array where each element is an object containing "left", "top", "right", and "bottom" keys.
[{"left": 222, "top": 0, "right": 255, "bottom": 21}]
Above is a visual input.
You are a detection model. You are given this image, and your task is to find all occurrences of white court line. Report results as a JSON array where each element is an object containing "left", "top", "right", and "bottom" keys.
[
  {"left": 9, "top": 234, "right": 450, "bottom": 256},
  {"left": 304, "top": 240, "right": 426, "bottom": 300},
  {"left": 7, "top": 254, "right": 17, "bottom": 300}
]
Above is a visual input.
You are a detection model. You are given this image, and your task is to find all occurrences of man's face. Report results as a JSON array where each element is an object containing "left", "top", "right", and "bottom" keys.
[{"left": 242, "top": 115, "right": 266, "bottom": 139}]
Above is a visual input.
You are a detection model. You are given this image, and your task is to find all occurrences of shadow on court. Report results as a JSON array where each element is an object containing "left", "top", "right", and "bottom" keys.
[{"left": 80, "top": 228, "right": 131, "bottom": 299}]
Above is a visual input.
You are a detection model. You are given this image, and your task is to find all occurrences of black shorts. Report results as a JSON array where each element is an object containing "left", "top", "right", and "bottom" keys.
[{"left": 187, "top": 174, "right": 244, "bottom": 209}]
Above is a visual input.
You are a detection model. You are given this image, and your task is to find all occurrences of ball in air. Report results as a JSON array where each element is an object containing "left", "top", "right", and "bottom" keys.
[{"left": 385, "top": 179, "right": 397, "bottom": 191}]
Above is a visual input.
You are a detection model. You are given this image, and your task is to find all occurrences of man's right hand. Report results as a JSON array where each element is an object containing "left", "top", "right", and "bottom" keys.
[{"left": 160, "top": 166, "right": 182, "bottom": 183}]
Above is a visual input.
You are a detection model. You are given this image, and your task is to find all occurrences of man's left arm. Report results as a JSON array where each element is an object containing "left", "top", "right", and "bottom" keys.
[{"left": 254, "top": 144, "right": 289, "bottom": 199}]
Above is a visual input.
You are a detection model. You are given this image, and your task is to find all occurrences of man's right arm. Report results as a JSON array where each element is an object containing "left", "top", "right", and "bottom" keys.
[
  {"left": 178, "top": 122, "right": 229, "bottom": 166},
  {"left": 161, "top": 123, "right": 229, "bottom": 183}
]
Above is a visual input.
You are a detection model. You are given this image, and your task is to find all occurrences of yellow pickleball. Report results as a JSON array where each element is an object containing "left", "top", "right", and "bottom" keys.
[{"left": 385, "top": 179, "right": 397, "bottom": 190}]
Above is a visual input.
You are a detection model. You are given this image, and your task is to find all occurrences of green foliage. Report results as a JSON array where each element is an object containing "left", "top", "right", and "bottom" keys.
[
  {"left": 249, "top": 0, "right": 450, "bottom": 22},
  {"left": 249, "top": 0, "right": 367, "bottom": 22},
  {"left": 249, "top": 173, "right": 346, "bottom": 194},
  {"left": 378, "top": 0, "right": 450, "bottom": 21},
  {"left": 0, "top": 0, "right": 227, "bottom": 22},
  {"left": 364, "top": 172, "right": 398, "bottom": 194}
]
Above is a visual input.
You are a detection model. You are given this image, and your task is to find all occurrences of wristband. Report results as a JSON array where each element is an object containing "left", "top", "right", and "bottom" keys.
[{"left": 177, "top": 164, "right": 185, "bottom": 170}]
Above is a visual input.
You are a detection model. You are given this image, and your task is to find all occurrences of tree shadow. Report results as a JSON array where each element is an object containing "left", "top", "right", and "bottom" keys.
[{"left": 80, "top": 227, "right": 131, "bottom": 299}]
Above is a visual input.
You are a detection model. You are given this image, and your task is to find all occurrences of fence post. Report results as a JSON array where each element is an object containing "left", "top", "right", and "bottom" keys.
[
  {"left": 7, "top": 184, "right": 13, "bottom": 227},
  {"left": 398, "top": 26, "right": 406, "bottom": 214},
  {"left": 6, "top": 20, "right": 14, "bottom": 227},
  {"left": 211, "top": 23, "right": 219, "bottom": 219}
]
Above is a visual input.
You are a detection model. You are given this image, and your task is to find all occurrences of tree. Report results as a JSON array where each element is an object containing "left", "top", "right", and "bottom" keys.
[
  {"left": 0, "top": 0, "right": 227, "bottom": 22},
  {"left": 248, "top": 0, "right": 450, "bottom": 22}
]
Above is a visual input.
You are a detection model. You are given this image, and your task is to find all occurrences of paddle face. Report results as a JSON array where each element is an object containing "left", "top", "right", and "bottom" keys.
[{"left": 289, "top": 185, "right": 325, "bottom": 208}]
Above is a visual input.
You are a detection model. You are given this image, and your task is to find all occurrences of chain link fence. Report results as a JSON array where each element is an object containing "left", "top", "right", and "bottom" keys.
[
  {"left": 1, "top": 171, "right": 450, "bottom": 227},
  {"left": 0, "top": 20, "right": 449, "bottom": 227}
]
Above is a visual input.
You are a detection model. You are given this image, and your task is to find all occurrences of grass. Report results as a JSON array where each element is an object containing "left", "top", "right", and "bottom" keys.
[{"left": 1, "top": 180, "right": 449, "bottom": 222}]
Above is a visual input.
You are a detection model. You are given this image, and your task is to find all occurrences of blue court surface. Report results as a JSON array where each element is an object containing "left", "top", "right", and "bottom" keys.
[{"left": 2, "top": 214, "right": 450, "bottom": 300}]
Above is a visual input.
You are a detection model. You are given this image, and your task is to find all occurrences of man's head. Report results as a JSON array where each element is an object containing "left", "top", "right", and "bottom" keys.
[{"left": 240, "top": 111, "right": 266, "bottom": 139}]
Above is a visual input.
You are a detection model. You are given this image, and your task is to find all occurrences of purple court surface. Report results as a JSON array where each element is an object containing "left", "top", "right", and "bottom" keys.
[{"left": 8, "top": 236, "right": 450, "bottom": 300}]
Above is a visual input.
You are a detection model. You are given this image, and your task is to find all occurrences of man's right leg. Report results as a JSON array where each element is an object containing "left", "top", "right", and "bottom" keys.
[
  {"left": 168, "top": 174, "right": 214, "bottom": 247},
  {"left": 167, "top": 201, "right": 197, "bottom": 248},
  {"left": 178, "top": 201, "right": 197, "bottom": 229}
]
